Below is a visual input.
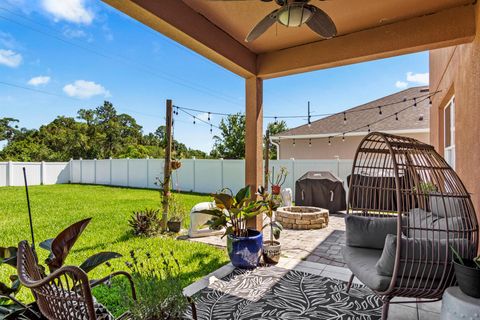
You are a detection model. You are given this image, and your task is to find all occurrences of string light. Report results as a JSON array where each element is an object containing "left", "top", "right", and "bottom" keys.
[
  {"left": 342, "top": 133, "right": 345, "bottom": 142},
  {"left": 307, "top": 101, "right": 311, "bottom": 127},
  {"left": 208, "top": 112, "right": 211, "bottom": 121},
  {"left": 429, "top": 97, "right": 432, "bottom": 105},
  {"left": 378, "top": 106, "right": 382, "bottom": 115},
  {"left": 395, "top": 113, "right": 399, "bottom": 121},
  {"left": 413, "top": 97, "right": 417, "bottom": 107},
  {"left": 343, "top": 112, "right": 347, "bottom": 124},
  {"left": 210, "top": 124, "right": 213, "bottom": 134},
  {"left": 309, "top": 139, "right": 312, "bottom": 147},
  {"left": 193, "top": 116, "right": 196, "bottom": 124},
  {"left": 274, "top": 116, "right": 278, "bottom": 125},
  {"left": 367, "top": 124, "right": 371, "bottom": 133},
  {"left": 293, "top": 139, "right": 296, "bottom": 147},
  {"left": 328, "top": 137, "right": 332, "bottom": 146}
]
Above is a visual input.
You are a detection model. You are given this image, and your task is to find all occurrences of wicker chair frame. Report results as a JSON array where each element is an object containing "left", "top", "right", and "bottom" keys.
[
  {"left": 345, "top": 132, "right": 478, "bottom": 318},
  {"left": 17, "top": 241, "right": 136, "bottom": 320}
]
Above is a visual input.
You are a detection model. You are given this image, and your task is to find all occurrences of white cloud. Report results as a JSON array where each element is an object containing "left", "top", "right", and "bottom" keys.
[
  {"left": 395, "top": 81, "right": 408, "bottom": 89},
  {"left": 63, "top": 80, "right": 110, "bottom": 99},
  {"left": 42, "top": 0, "right": 94, "bottom": 24},
  {"left": 0, "top": 32, "right": 17, "bottom": 49},
  {"left": 406, "top": 72, "right": 429, "bottom": 85},
  {"left": 28, "top": 76, "right": 51, "bottom": 86},
  {"left": 0, "top": 49, "right": 22, "bottom": 67}
]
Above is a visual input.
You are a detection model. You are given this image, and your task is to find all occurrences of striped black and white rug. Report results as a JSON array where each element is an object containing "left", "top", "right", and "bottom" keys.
[{"left": 186, "top": 266, "right": 382, "bottom": 320}]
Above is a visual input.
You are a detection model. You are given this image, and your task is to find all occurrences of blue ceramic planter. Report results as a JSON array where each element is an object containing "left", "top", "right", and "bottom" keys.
[{"left": 227, "top": 229, "right": 263, "bottom": 268}]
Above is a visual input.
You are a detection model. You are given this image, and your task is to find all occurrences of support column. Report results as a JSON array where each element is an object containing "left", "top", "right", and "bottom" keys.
[{"left": 245, "top": 76, "right": 263, "bottom": 230}]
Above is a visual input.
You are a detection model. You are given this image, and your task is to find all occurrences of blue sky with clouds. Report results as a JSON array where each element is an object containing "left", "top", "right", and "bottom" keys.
[{"left": 0, "top": 0, "right": 429, "bottom": 152}]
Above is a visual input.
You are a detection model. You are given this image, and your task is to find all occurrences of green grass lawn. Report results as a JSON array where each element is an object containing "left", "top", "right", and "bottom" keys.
[{"left": 0, "top": 184, "right": 228, "bottom": 315}]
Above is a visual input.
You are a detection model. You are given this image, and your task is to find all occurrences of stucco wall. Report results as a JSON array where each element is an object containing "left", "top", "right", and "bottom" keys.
[
  {"left": 276, "top": 132, "right": 429, "bottom": 160},
  {"left": 429, "top": 2, "right": 480, "bottom": 216}
]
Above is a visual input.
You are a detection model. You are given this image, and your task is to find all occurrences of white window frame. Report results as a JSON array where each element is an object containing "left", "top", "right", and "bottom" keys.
[{"left": 444, "top": 96, "right": 455, "bottom": 169}]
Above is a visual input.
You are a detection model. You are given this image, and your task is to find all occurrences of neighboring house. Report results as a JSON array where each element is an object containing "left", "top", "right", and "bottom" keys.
[{"left": 271, "top": 86, "right": 430, "bottom": 160}]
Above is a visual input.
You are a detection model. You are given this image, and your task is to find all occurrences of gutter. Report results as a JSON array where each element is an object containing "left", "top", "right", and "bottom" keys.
[
  {"left": 270, "top": 128, "right": 429, "bottom": 141},
  {"left": 269, "top": 136, "right": 280, "bottom": 160}
]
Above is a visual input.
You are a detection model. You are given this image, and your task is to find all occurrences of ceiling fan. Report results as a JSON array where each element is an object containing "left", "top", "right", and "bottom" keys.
[{"left": 210, "top": 0, "right": 337, "bottom": 42}]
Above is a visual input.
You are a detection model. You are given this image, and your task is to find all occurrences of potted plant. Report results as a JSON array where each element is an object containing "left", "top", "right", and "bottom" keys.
[
  {"left": 452, "top": 247, "right": 480, "bottom": 298},
  {"left": 269, "top": 166, "right": 288, "bottom": 195},
  {"left": 171, "top": 159, "right": 182, "bottom": 170},
  {"left": 167, "top": 194, "right": 185, "bottom": 233},
  {"left": 258, "top": 186, "right": 283, "bottom": 264},
  {"left": 201, "top": 186, "right": 265, "bottom": 268}
]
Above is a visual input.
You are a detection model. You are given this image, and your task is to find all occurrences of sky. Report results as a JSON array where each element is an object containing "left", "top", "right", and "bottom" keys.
[{"left": 0, "top": 0, "right": 429, "bottom": 153}]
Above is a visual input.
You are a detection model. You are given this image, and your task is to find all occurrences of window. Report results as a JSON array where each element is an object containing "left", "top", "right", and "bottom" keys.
[{"left": 444, "top": 97, "right": 455, "bottom": 168}]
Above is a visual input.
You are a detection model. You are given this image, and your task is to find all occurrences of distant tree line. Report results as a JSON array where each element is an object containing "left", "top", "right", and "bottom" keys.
[
  {"left": 0, "top": 103, "right": 288, "bottom": 161},
  {"left": 0, "top": 101, "right": 208, "bottom": 161}
]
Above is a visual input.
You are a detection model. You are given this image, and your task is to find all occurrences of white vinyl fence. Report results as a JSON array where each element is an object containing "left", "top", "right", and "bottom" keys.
[
  {"left": 0, "top": 159, "right": 354, "bottom": 194},
  {"left": 0, "top": 161, "right": 70, "bottom": 187},
  {"left": 70, "top": 158, "right": 354, "bottom": 194}
]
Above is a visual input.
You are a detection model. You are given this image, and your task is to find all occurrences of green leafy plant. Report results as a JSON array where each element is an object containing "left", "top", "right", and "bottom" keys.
[
  {"left": 122, "top": 250, "right": 187, "bottom": 320},
  {"left": 200, "top": 186, "right": 265, "bottom": 238},
  {"left": 452, "top": 246, "right": 480, "bottom": 269},
  {"left": 168, "top": 194, "right": 186, "bottom": 223},
  {"left": 40, "top": 218, "right": 122, "bottom": 273},
  {"left": 414, "top": 181, "right": 438, "bottom": 194},
  {"left": 258, "top": 186, "right": 283, "bottom": 242},
  {"left": 129, "top": 209, "right": 162, "bottom": 237}
]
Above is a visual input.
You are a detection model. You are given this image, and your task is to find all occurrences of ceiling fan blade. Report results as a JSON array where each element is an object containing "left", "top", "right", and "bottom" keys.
[
  {"left": 245, "top": 9, "right": 278, "bottom": 42},
  {"left": 306, "top": 6, "right": 337, "bottom": 39}
]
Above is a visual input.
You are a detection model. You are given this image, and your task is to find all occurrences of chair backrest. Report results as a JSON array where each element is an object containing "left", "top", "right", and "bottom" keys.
[{"left": 17, "top": 241, "right": 97, "bottom": 320}]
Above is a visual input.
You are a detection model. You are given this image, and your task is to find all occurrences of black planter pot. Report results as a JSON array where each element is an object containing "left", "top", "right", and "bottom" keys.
[
  {"left": 454, "top": 260, "right": 480, "bottom": 298},
  {"left": 167, "top": 220, "right": 182, "bottom": 233}
]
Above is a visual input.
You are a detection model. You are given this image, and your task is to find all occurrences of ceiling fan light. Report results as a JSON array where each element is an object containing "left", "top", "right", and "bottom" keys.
[{"left": 278, "top": 4, "right": 312, "bottom": 27}]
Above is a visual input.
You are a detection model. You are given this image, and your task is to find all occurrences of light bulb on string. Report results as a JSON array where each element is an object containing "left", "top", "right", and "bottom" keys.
[
  {"left": 395, "top": 113, "right": 399, "bottom": 121},
  {"left": 343, "top": 112, "right": 347, "bottom": 124},
  {"left": 429, "top": 97, "right": 432, "bottom": 105},
  {"left": 367, "top": 125, "right": 371, "bottom": 133},
  {"left": 210, "top": 124, "right": 213, "bottom": 134},
  {"left": 274, "top": 117, "right": 278, "bottom": 125},
  {"left": 293, "top": 139, "right": 296, "bottom": 147},
  {"left": 413, "top": 97, "right": 417, "bottom": 107},
  {"left": 309, "top": 139, "right": 312, "bottom": 147},
  {"left": 342, "top": 133, "right": 345, "bottom": 142},
  {"left": 378, "top": 106, "right": 382, "bottom": 115},
  {"left": 328, "top": 137, "right": 331, "bottom": 146},
  {"left": 193, "top": 116, "right": 196, "bottom": 125},
  {"left": 208, "top": 112, "right": 211, "bottom": 121}
]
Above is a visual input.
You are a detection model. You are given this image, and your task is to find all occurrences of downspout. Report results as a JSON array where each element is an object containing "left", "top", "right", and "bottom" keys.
[{"left": 270, "top": 137, "right": 280, "bottom": 160}]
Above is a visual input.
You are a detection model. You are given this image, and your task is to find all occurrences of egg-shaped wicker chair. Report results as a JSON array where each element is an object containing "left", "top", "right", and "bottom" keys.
[{"left": 343, "top": 132, "right": 478, "bottom": 319}]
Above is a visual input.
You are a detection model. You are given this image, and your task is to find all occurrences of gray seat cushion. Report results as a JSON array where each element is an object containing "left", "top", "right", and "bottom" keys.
[
  {"left": 407, "top": 208, "right": 467, "bottom": 240},
  {"left": 343, "top": 246, "right": 392, "bottom": 292},
  {"left": 345, "top": 215, "right": 398, "bottom": 250},
  {"left": 429, "top": 194, "right": 466, "bottom": 218}
]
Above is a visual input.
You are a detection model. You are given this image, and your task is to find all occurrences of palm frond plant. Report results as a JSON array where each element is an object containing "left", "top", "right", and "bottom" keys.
[{"left": 200, "top": 186, "right": 266, "bottom": 268}]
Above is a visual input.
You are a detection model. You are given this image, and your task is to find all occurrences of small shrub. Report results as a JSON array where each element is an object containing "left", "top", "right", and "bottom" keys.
[
  {"left": 122, "top": 250, "right": 187, "bottom": 320},
  {"left": 129, "top": 209, "right": 161, "bottom": 237}
]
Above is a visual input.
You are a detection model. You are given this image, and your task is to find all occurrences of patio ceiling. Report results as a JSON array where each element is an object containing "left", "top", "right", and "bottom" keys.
[{"left": 104, "top": 0, "right": 475, "bottom": 78}]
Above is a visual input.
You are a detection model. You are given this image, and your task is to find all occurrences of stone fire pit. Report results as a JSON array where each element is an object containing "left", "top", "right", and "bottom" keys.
[{"left": 275, "top": 206, "right": 329, "bottom": 230}]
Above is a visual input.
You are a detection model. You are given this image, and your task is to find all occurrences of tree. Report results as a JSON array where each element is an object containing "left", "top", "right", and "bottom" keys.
[
  {"left": 210, "top": 113, "right": 245, "bottom": 159},
  {"left": 0, "top": 117, "right": 19, "bottom": 142},
  {"left": 265, "top": 120, "right": 288, "bottom": 159}
]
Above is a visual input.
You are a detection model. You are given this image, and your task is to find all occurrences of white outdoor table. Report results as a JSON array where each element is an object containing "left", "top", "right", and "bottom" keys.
[{"left": 441, "top": 287, "right": 480, "bottom": 320}]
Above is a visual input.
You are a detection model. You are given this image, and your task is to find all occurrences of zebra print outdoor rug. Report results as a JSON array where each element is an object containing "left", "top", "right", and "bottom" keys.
[{"left": 186, "top": 266, "right": 382, "bottom": 320}]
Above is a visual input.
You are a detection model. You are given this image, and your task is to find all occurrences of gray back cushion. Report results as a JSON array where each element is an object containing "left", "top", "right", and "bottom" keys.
[
  {"left": 376, "top": 234, "right": 473, "bottom": 279},
  {"left": 429, "top": 194, "right": 466, "bottom": 218},
  {"left": 345, "top": 215, "right": 398, "bottom": 250}
]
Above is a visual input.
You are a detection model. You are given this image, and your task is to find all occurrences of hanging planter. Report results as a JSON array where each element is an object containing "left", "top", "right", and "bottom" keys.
[{"left": 171, "top": 160, "right": 182, "bottom": 170}]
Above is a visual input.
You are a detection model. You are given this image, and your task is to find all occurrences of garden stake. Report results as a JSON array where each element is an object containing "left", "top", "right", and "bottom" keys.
[{"left": 22, "top": 167, "right": 37, "bottom": 261}]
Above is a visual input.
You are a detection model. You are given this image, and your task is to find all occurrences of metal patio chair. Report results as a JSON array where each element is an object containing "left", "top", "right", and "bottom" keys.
[
  {"left": 17, "top": 240, "right": 136, "bottom": 320},
  {"left": 343, "top": 132, "right": 479, "bottom": 319}
]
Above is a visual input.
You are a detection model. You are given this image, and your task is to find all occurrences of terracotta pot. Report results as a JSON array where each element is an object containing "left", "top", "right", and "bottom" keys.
[
  {"left": 271, "top": 185, "right": 281, "bottom": 195},
  {"left": 167, "top": 220, "right": 182, "bottom": 233},
  {"left": 171, "top": 160, "right": 182, "bottom": 170},
  {"left": 263, "top": 240, "right": 281, "bottom": 265}
]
